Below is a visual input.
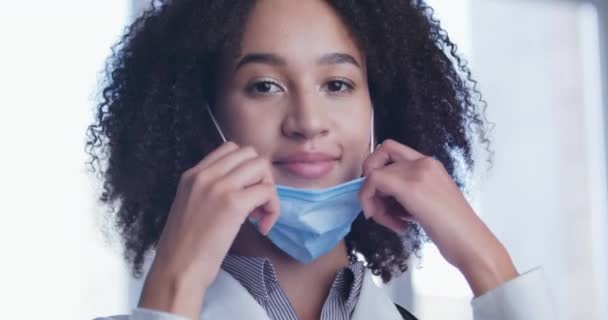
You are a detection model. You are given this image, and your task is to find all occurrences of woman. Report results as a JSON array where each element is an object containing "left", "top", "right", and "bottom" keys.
[{"left": 89, "top": 0, "right": 555, "bottom": 319}]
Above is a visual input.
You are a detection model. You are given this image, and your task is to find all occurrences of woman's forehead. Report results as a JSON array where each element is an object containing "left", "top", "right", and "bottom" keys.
[{"left": 236, "top": 0, "right": 364, "bottom": 67}]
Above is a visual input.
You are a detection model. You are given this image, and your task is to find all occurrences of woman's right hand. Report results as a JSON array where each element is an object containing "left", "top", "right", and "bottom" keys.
[{"left": 138, "top": 141, "right": 280, "bottom": 319}]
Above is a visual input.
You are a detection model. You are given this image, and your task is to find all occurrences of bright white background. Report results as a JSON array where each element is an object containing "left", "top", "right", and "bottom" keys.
[
  {"left": 0, "top": 1, "right": 606, "bottom": 319},
  {"left": 396, "top": 1, "right": 608, "bottom": 319},
  {"left": 0, "top": 1, "right": 130, "bottom": 318}
]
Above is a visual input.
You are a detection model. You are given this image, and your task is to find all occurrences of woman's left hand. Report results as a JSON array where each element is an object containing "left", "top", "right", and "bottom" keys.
[{"left": 359, "top": 139, "right": 519, "bottom": 296}]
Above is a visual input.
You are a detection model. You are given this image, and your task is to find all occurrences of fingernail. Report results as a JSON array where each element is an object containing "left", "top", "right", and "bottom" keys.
[
  {"left": 362, "top": 210, "right": 371, "bottom": 220},
  {"left": 248, "top": 211, "right": 262, "bottom": 224}
]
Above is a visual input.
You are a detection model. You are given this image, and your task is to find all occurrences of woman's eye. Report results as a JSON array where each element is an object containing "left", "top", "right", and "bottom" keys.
[
  {"left": 324, "top": 80, "right": 353, "bottom": 93},
  {"left": 247, "top": 80, "right": 282, "bottom": 94}
]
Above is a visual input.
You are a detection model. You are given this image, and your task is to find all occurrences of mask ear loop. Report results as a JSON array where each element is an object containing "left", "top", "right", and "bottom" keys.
[
  {"left": 370, "top": 107, "right": 376, "bottom": 154},
  {"left": 206, "top": 104, "right": 228, "bottom": 143}
]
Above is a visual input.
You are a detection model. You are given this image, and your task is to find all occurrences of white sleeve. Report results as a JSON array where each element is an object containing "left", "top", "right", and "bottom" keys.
[
  {"left": 93, "top": 308, "right": 191, "bottom": 320},
  {"left": 471, "top": 266, "right": 557, "bottom": 320}
]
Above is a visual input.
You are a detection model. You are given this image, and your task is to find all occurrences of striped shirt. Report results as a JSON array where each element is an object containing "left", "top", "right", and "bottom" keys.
[{"left": 221, "top": 254, "right": 365, "bottom": 320}]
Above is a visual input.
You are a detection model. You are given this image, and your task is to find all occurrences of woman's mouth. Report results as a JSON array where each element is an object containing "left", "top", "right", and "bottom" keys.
[
  {"left": 273, "top": 151, "right": 339, "bottom": 179},
  {"left": 275, "top": 160, "right": 336, "bottom": 179}
]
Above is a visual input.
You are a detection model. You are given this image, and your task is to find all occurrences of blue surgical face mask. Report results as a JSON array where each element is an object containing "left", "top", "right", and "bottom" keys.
[{"left": 206, "top": 105, "right": 375, "bottom": 263}]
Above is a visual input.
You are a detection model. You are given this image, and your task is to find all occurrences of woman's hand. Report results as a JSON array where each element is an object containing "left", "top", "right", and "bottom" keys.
[
  {"left": 138, "top": 142, "right": 280, "bottom": 319},
  {"left": 359, "top": 139, "right": 518, "bottom": 297}
]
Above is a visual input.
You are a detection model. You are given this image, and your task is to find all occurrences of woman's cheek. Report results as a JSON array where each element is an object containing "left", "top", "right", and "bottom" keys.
[{"left": 345, "top": 133, "right": 371, "bottom": 177}]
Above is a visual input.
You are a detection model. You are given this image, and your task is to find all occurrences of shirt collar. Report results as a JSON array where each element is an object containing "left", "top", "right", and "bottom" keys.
[
  {"left": 221, "top": 254, "right": 278, "bottom": 300},
  {"left": 221, "top": 254, "right": 365, "bottom": 304},
  {"left": 332, "top": 260, "right": 365, "bottom": 306}
]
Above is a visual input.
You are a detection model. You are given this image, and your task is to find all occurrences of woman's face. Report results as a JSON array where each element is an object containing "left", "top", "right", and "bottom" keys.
[{"left": 215, "top": 0, "right": 372, "bottom": 189}]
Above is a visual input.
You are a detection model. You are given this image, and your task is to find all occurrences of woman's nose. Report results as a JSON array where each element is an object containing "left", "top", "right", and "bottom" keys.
[{"left": 281, "top": 93, "right": 330, "bottom": 141}]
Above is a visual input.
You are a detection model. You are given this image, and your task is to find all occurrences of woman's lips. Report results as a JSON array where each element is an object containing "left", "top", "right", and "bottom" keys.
[{"left": 275, "top": 160, "right": 336, "bottom": 179}]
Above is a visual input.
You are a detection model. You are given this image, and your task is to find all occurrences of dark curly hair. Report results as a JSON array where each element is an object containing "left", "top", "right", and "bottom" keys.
[{"left": 86, "top": 0, "right": 491, "bottom": 282}]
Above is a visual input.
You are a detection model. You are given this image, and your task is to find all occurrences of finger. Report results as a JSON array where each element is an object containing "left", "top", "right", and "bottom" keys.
[
  {"left": 358, "top": 167, "right": 409, "bottom": 233},
  {"left": 238, "top": 183, "right": 280, "bottom": 235},
  {"left": 371, "top": 214, "right": 408, "bottom": 234},
  {"left": 225, "top": 156, "right": 275, "bottom": 226},
  {"left": 363, "top": 139, "right": 426, "bottom": 176},
  {"left": 385, "top": 196, "right": 417, "bottom": 223},
  {"left": 359, "top": 174, "right": 409, "bottom": 233},
  {"left": 223, "top": 156, "right": 275, "bottom": 189},
  {"left": 233, "top": 157, "right": 279, "bottom": 230},
  {"left": 205, "top": 146, "right": 259, "bottom": 180},
  {"left": 191, "top": 141, "right": 239, "bottom": 172},
  {"left": 381, "top": 139, "right": 427, "bottom": 160},
  {"left": 359, "top": 167, "right": 401, "bottom": 217},
  {"left": 256, "top": 198, "right": 280, "bottom": 236}
]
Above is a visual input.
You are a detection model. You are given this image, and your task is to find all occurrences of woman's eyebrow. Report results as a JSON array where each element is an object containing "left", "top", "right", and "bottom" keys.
[
  {"left": 234, "top": 52, "right": 361, "bottom": 71},
  {"left": 234, "top": 53, "right": 286, "bottom": 71},
  {"left": 317, "top": 52, "right": 361, "bottom": 69}
]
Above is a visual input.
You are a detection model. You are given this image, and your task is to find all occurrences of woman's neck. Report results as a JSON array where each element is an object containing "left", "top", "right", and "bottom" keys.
[{"left": 229, "top": 222, "right": 350, "bottom": 320}]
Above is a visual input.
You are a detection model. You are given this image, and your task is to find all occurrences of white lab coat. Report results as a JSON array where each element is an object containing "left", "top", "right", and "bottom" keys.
[{"left": 97, "top": 266, "right": 556, "bottom": 320}]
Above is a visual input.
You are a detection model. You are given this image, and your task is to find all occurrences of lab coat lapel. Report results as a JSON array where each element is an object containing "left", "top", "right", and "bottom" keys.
[
  {"left": 200, "top": 269, "right": 270, "bottom": 319},
  {"left": 351, "top": 269, "right": 404, "bottom": 320}
]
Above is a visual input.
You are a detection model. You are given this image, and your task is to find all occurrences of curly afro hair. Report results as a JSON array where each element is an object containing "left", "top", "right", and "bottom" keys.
[{"left": 86, "top": 0, "right": 491, "bottom": 282}]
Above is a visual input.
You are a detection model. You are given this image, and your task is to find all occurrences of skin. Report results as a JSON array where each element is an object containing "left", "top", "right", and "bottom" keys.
[{"left": 138, "top": 1, "right": 519, "bottom": 319}]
